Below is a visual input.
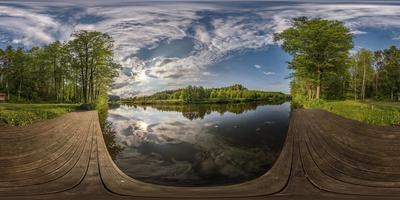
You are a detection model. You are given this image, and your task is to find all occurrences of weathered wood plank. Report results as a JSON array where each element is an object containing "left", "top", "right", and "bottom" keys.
[{"left": 1, "top": 109, "right": 400, "bottom": 199}]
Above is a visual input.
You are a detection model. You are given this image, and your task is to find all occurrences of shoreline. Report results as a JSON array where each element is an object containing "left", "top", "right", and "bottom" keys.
[{"left": 120, "top": 98, "right": 289, "bottom": 105}]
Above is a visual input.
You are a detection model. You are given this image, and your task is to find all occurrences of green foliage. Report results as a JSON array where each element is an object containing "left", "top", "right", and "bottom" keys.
[
  {"left": 303, "top": 100, "right": 400, "bottom": 126},
  {"left": 377, "top": 46, "right": 400, "bottom": 100},
  {"left": 95, "top": 91, "right": 110, "bottom": 126},
  {"left": 126, "top": 84, "right": 288, "bottom": 104},
  {"left": 93, "top": 93, "right": 124, "bottom": 160},
  {"left": 276, "top": 17, "right": 400, "bottom": 103},
  {"left": 274, "top": 17, "right": 353, "bottom": 100},
  {"left": 0, "top": 30, "right": 120, "bottom": 104},
  {"left": 101, "top": 120, "right": 124, "bottom": 159},
  {"left": 346, "top": 46, "right": 400, "bottom": 101},
  {"left": 131, "top": 101, "right": 285, "bottom": 121},
  {"left": 349, "top": 48, "right": 375, "bottom": 100},
  {"left": 0, "top": 103, "right": 78, "bottom": 126}
]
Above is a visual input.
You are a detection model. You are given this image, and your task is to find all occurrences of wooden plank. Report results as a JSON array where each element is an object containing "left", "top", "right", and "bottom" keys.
[{"left": 1, "top": 109, "right": 400, "bottom": 199}]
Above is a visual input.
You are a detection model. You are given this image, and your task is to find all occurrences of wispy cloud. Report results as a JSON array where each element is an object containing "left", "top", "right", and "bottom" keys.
[
  {"left": 1, "top": 1, "right": 400, "bottom": 97},
  {"left": 261, "top": 71, "right": 276, "bottom": 76},
  {"left": 0, "top": 5, "right": 61, "bottom": 46},
  {"left": 254, "top": 64, "right": 262, "bottom": 69}
]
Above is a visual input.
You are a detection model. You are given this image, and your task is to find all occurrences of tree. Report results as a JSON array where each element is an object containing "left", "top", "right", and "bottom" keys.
[
  {"left": 274, "top": 17, "right": 353, "bottom": 100},
  {"left": 381, "top": 46, "right": 400, "bottom": 101},
  {"left": 68, "top": 30, "right": 120, "bottom": 103},
  {"left": 131, "top": 84, "right": 287, "bottom": 103},
  {"left": 350, "top": 49, "right": 374, "bottom": 100},
  {"left": 0, "top": 30, "right": 120, "bottom": 103},
  {"left": 373, "top": 50, "right": 384, "bottom": 96}
]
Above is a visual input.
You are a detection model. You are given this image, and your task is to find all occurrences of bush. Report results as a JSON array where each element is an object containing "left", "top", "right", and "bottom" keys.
[
  {"left": 79, "top": 103, "right": 96, "bottom": 110},
  {"left": 0, "top": 103, "right": 78, "bottom": 126},
  {"left": 0, "top": 110, "right": 37, "bottom": 126}
]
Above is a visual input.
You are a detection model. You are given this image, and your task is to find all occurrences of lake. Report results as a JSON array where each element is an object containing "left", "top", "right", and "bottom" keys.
[{"left": 106, "top": 101, "right": 291, "bottom": 186}]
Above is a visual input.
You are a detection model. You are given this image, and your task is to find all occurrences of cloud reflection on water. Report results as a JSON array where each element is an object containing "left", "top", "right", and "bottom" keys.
[{"left": 107, "top": 102, "right": 290, "bottom": 186}]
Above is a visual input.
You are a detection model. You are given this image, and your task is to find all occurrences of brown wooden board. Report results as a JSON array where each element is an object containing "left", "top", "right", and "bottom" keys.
[{"left": 1, "top": 109, "right": 400, "bottom": 199}]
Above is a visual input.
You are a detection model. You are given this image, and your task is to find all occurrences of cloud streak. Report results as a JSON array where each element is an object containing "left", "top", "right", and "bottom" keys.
[
  {"left": 262, "top": 71, "right": 276, "bottom": 76},
  {"left": 254, "top": 64, "right": 262, "bottom": 69},
  {"left": 1, "top": 1, "right": 400, "bottom": 96}
]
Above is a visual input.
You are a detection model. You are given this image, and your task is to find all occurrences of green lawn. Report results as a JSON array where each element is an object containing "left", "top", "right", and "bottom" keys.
[
  {"left": 0, "top": 103, "right": 79, "bottom": 126},
  {"left": 304, "top": 100, "right": 400, "bottom": 126}
]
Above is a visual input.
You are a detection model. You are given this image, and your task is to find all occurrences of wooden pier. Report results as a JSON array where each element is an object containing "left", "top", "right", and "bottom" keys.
[{"left": 1, "top": 109, "right": 400, "bottom": 199}]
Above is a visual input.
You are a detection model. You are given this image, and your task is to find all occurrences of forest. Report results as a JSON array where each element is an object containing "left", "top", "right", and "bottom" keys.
[
  {"left": 125, "top": 84, "right": 288, "bottom": 104},
  {"left": 274, "top": 17, "right": 400, "bottom": 103},
  {"left": 129, "top": 101, "right": 280, "bottom": 120},
  {"left": 0, "top": 30, "right": 120, "bottom": 104}
]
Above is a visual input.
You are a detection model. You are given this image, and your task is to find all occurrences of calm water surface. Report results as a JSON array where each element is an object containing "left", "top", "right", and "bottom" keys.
[{"left": 107, "top": 101, "right": 291, "bottom": 186}]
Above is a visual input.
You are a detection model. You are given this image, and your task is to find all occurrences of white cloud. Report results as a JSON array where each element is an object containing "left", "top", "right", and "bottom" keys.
[
  {"left": 0, "top": 6, "right": 61, "bottom": 46},
  {"left": 2, "top": 1, "right": 400, "bottom": 97},
  {"left": 254, "top": 64, "right": 262, "bottom": 69},
  {"left": 261, "top": 71, "right": 276, "bottom": 76}
]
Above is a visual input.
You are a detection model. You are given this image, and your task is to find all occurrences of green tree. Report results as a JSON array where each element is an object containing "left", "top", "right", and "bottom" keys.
[
  {"left": 380, "top": 46, "right": 400, "bottom": 100},
  {"left": 352, "top": 49, "right": 374, "bottom": 100},
  {"left": 274, "top": 17, "right": 353, "bottom": 100},
  {"left": 68, "top": 30, "right": 120, "bottom": 103},
  {"left": 0, "top": 30, "right": 119, "bottom": 103},
  {"left": 373, "top": 50, "right": 383, "bottom": 96}
]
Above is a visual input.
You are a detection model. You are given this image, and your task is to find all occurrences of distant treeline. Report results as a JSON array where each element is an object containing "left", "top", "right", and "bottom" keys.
[
  {"left": 124, "top": 84, "right": 289, "bottom": 104},
  {"left": 128, "top": 101, "right": 285, "bottom": 120},
  {"left": 0, "top": 30, "right": 120, "bottom": 103}
]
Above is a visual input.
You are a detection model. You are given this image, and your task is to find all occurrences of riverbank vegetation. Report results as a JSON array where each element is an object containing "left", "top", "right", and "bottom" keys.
[
  {"left": 275, "top": 17, "right": 400, "bottom": 125},
  {"left": 276, "top": 17, "right": 400, "bottom": 102},
  {"left": 303, "top": 100, "right": 400, "bottom": 126},
  {"left": 130, "top": 101, "right": 286, "bottom": 120},
  {"left": 0, "top": 103, "right": 78, "bottom": 126},
  {"left": 0, "top": 30, "right": 120, "bottom": 104},
  {"left": 0, "top": 30, "right": 120, "bottom": 126},
  {"left": 123, "top": 84, "right": 288, "bottom": 104}
]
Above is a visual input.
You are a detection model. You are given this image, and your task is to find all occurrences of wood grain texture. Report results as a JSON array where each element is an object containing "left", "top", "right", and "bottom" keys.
[{"left": 1, "top": 109, "right": 400, "bottom": 199}]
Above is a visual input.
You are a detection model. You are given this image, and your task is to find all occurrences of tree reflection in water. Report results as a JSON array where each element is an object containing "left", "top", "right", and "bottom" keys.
[
  {"left": 98, "top": 104, "right": 124, "bottom": 159},
  {"left": 126, "top": 100, "right": 285, "bottom": 121},
  {"left": 106, "top": 101, "right": 290, "bottom": 186}
]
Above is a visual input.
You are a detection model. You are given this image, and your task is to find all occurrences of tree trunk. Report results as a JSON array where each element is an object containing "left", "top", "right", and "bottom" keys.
[
  {"left": 54, "top": 57, "right": 57, "bottom": 102},
  {"left": 89, "top": 66, "right": 94, "bottom": 103},
  {"left": 81, "top": 66, "right": 86, "bottom": 103},
  {"left": 61, "top": 76, "right": 64, "bottom": 103},
  {"left": 354, "top": 78, "right": 357, "bottom": 101},
  {"left": 18, "top": 80, "right": 22, "bottom": 101},
  {"left": 74, "top": 71, "right": 77, "bottom": 103},
  {"left": 391, "top": 89, "right": 394, "bottom": 101},
  {"left": 316, "top": 68, "right": 321, "bottom": 99},
  {"left": 85, "top": 66, "right": 89, "bottom": 103},
  {"left": 361, "top": 58, "right": 366, "bottom": 100},
  {"left": 374, "top": 72, "right": 378, "bottom": 95},
  {"left": 85, "top": 52, "right": 89, "bottom": 104},
  {"left": 6, "top": 79, "right": 9, "bottom": 100}
]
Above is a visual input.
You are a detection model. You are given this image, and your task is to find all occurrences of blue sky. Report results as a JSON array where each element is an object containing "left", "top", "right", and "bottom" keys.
[{"left": 1, "top": 1, "right": 400, "bottom": 97}]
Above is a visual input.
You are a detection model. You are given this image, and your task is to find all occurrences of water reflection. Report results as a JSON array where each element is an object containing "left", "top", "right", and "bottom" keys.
[
  {"left": 127, "top": 101, "right": 285, "bottom": 120},
  {"left": 107, "top": 102, "right": 291, "bottom": 186},
  {"left": 98, "top": 105, "right": 124, "bottom": 160}
]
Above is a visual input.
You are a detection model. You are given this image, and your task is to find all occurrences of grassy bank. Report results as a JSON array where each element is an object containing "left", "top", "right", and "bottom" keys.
[
  {"left": 0, "top": 103, "right": 79, "bottom": 126},
  {"left": 302, "top": 100, "right": 400, "bottom": 126}
]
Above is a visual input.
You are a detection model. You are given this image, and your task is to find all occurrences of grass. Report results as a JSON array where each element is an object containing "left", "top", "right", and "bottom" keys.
[
  {"left": 0, "top": 103, "right": 79, "bottom": 126},
  {"left": 303, "top": 100, "right": 400, "bottom": 126}
]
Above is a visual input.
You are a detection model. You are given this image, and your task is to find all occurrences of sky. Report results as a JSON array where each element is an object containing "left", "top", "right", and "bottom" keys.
[{"left": 0, "top": 1, "right": 400, "bottom": 97}]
